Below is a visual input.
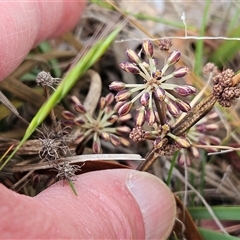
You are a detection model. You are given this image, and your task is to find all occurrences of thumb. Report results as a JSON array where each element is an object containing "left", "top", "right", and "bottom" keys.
[{"left": 0, "top": 169, "right": 176, "bottom": 239}]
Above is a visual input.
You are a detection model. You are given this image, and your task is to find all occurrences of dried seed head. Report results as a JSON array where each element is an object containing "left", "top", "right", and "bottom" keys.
[
  {"left": 129, "top": 126, "right": 145, "bottom": 142},
  {"left": 172, "top": 66, "right": 189, "bottom": 78},
  {"left": 109, "top": 81, "right": 126, "bottom": 91},
  {"left": 166, "top": 50, "right": 181, "bottom": 66},
  {"left": 142, "top": 40, "right": 154, "bottom": 57},
  {"left": 158, "top": 38, "right": 173, "bottom": 51},
  {"left": 126, "top": 49, "right": 141, "bottom": 64}
]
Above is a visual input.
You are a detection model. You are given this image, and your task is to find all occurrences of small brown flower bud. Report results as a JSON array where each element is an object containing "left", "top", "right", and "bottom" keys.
[
  {"left": 142, "top": 40, "right": 153, "bottom": 57},
  {"left": 166, "top": 99, "right": 180, "bottom": 117},
  {"left": 166, "top": 50, "right": 181, "bottom": 66},
  {"left": 140, "top": 92, "right": 150, "bottom": 106},
  {"left": 92, "top": 140, "right": 101, "bottom": 154},
  {"left": 116, "top": 126, "right": 131, "bottom": 134},
  {"left": 152, "top": 70, "right": 162, "bottom": 80},
  {"left": 62, "top": 111, "right": 76, "bottom": 120},
  {"left": 145, "top": 109, "right": 156, "bottom": 125},
  {"left": 71, "top": 96, "right": 81, "bottom": 105},
  {"left": 110, "top": 134, "right": 121, "bottom": 146},
  {"left": 119, "top": 62, "right": 140, "bottom": 74},
  {"left": 107, "top": 115, "right": 118, "bottom": 124},
  {"left": 175, "top": 99, "right": 191, "bottom": 112},
  {"left": 153, "top": 138, "right": 164, "bottom": 149},
  {"left": 99, "top": 96, "right": 106, "bottom": 110},
  {"left": 172, "top": 66, "right": 189, "bottom": 78},
  {"left": 105, "top": 93, "right": 115, "bottom": 106},
  {"left": 118, "top": 113, "right": 132, "bottom": 122},
  {"left": 118, "top": 102, "right": 133, "bottom": 116},
  {"left": 75, "top": 104, "right": 87, "bottom": 114},
  {"left": 208, "top": 136, "right": 221, "bottom": 145},
  {"left": 126, "top": 49, "right": 141, "bottom": 64},
  {"left": 74, "top": 118, "right": 85, "bottom": 125},
  {"left": 100, "top": 132, "right": 110, "bottom": 141},
  {"left": 154, "top": 87, "right": 165, "bottom": 101},
  {"left": 174, "top": 85, "right": 196, "bottom": 96},
  {"left": 135, "top": 108, "right": 145, "bottom": 126},
  {"left": 119, "top": 137, "right": 130, "bottom": 147},
  {"left": 196, "top": 123, "right": 218, "bottom": 132},
  {"left": 109, "top": 81, "right": 126, "bottom": 91},
  {"left": 115, "top": 89, "right": 132, "bottom": 102},
  {"left": 175, "top": 136, "right": 191, "bottom": 148},
  {"left": 74, "top": 134, "right": 85, "bottom": 144}
]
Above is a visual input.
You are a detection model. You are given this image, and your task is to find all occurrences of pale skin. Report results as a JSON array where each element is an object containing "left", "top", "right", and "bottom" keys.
[{"left": 0, "top": 1, "right": 176, "bottom": 239}]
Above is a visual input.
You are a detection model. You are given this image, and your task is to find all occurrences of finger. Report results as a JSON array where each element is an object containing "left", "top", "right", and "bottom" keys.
[
  {"left": 0, "top": 169, "right": 176, "bottom": 239},
  {"left": 0, "top": 1, "right": 85, "bottom": 81}
]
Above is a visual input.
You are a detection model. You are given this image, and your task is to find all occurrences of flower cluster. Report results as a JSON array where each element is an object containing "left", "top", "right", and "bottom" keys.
[
  {"left": 62, "top": 93, "right": 131, "bottom": 154},
  {"left": 212, "top": 69, "right": 240, "bottom": 107},
  {"left": 109, "top": 40, "right": 197, "bottom": 127}
]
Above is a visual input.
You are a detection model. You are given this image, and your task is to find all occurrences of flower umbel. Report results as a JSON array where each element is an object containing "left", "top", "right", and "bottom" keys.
[
  {"left": 62, "top": 93, "right": 131, "bottom": 154},
  {"left": 110, "top": 40, "right": 197, "bottom": 125}
]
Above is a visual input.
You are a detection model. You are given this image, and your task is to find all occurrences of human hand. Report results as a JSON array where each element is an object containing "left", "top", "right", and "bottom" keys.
[
  {"left": 0, "top": 1, "right": 176, "bottom": 239},
  {"left": 1, "top": 169, "right": 176, "bottom": 239}
]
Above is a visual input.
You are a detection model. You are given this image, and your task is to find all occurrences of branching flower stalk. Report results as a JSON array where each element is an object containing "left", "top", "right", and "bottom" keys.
[{"left": 109, "top": 39, "right": 240, "bottom": 172}]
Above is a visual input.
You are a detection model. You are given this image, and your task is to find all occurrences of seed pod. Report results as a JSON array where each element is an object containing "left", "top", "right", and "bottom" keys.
[
  {"left": 154, "top": 87, "right": 165, "bottom": 101},
  {"left": 166, "top": 99, "right": 180, "bottom": 117},
  {"left": 116, "top": 126, "right": 131, "bottom": 134},
  {"left": 172, "top": 66, "right": 189, "bottom": 78},
  {"left": 135, "top": 108, "right": 145, "bottom": 126},
  {"left": 176, "top": 99, "right": 191, "bottom": 112},
  {"left": 145, "top": 108, "right": 156, "bottom": 125},
  {"left": 166, "top": 50, "right": 181, "bottom": 66},
  {"left": 126, "top": 49, "right": 141, "bottom": 64},
  {"left": 100, "top": 132, "right": 110, "bottom": 141},
  {"left": 110, "top": 134, "right": 121, "bottom": 146},
  {"left": 74, "top": 118, "right": 85, "bottom": 125},
  {"left": 62, "top": 111, "right": 76, "bottom": 120},
  {"left": 152, "top": 70, "right": 162, "bottom": 80},
  {"left": 109, "top": 81, "right": 126, "bottom": 91},
  {"left": 142, "top": 40, "right": 154, "bottom": 57},
  {"left": 75, "top": 104, "right": 87, "bottom": 114},
  {"left": 119, "top": 62, "right": 140, "bottom": 74},
  {"left": 174, "top": 136, "right": 191, "bottom": 148},
  {"left": 140, "top": 92, "right": 150, "bottom": 106},
  {"left": 118, "top": 102, "right": 133, "bottom": 116},
  {"left": 115, "top": 89, "right": 132, "bottom": 102}
]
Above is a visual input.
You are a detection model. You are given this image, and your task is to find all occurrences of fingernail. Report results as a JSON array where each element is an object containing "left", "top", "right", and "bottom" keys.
[{"left": 126, "top": 171, "right": 176, "bottom": 239}]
